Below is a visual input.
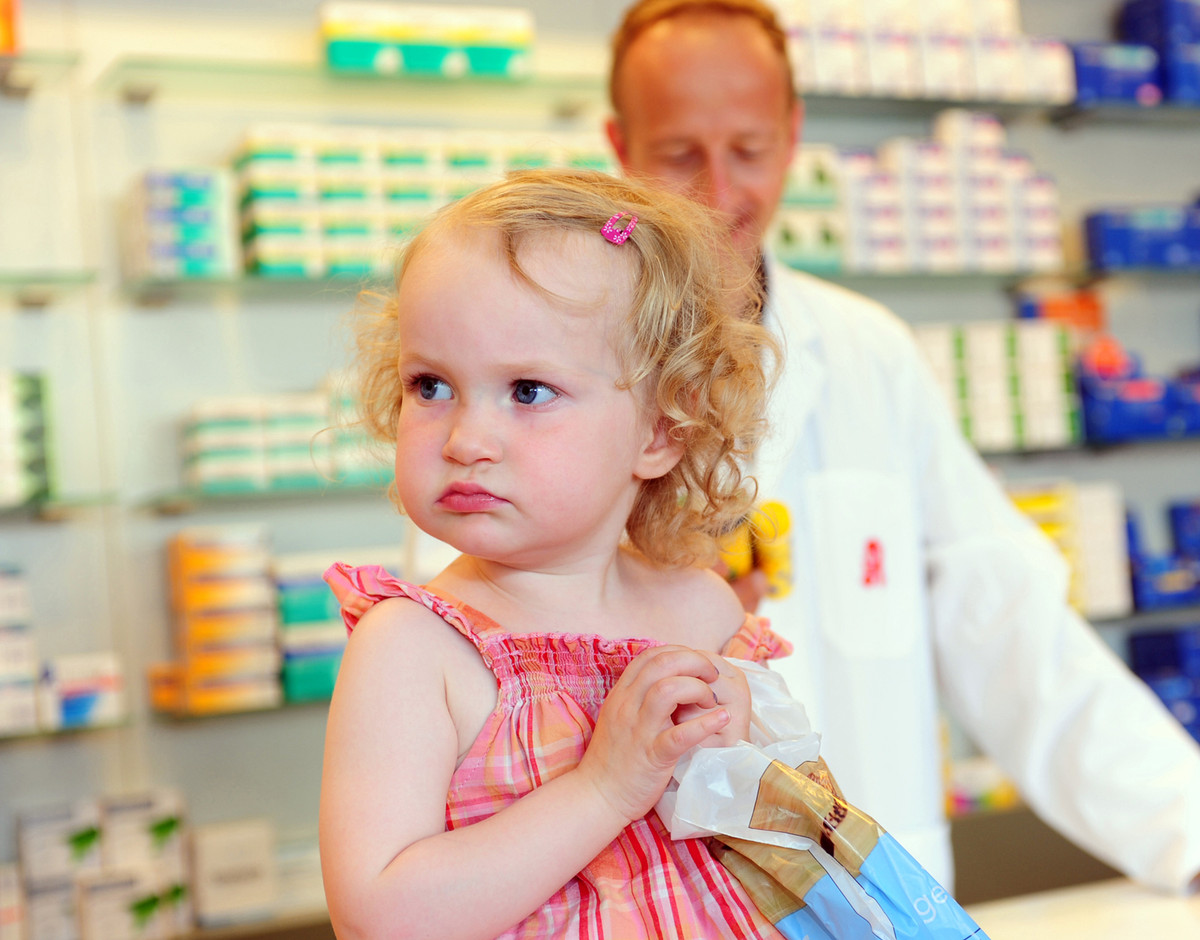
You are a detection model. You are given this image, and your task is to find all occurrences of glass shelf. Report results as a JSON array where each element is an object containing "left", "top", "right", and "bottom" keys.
[
  {"left": 0, "top": 494, "right": 116, "bottom": 523},
  {"left": 801, "top": 92, "right": 1056, "bottom": 122},
  {"left": 1094, "top": 604, "right": 1200, "bottom": 633},
  {"left": 94, "top": 55, "right": 1074, "bottom": 125},
  {"left": 128, "top": 272, "right": 382, "bottom": 307},
  {"left": 153, "top": 698, "right": 330, "bottom": 722},
  {"left": 0, "top": 720, "right": 124, "bottom": 745},
  {"left": 1051, "top": 100, "right": 1200, "bottom": 130},
  {"left": 96, "top": 55, "right": 605, "bottom": 121},
  {"left": 0, "top": 269, "right": 96, "bottom": 308},
  {"left": 0, "top": 49, "right": 80, "bottom": 95},
  {"left": 148, "top": 481, "right": 390, "bottom": 516},
  {"left": 784, "top": 263, "right": 1075, "bottom": 290}
]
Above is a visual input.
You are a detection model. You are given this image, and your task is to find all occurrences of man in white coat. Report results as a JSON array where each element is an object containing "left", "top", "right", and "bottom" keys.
[{"left": 606, "top": 0, "right": 1200, "bottom": 894}]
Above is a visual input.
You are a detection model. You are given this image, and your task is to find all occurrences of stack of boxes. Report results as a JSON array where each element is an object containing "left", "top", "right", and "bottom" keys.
[
  {"left": 781, "top": 0, "right": 1076, "bottom": 103},
  {"left": 794, "top": 109, "right": 1066, "bottom": 274},
  {"left": 181, "top": 385, "right": 390, "bottom": 496},
  {"left": 0, "top": 371, "right": 54, "bottom": 511},
  {"left": 36, "top": 653, "right": 125, "bottom": 733},
  {"left": 0, "top": 570, "right": 125, "bottom": 736},
  {"left": 1131, "top": 626, "right": 1200, "bottom": 743},
  {"left": 1077, "top": 335, "right": 1200, "bottom": 443},
  {"left": 1085, "top": 201, "right": 1200, "bottom": 271},
  {"left": 1006, "top": 479, "right": 1133, "bottom": 620},
  {"left": 272, "top": 552, "right": 351, "bottom": 704},
  {"left": 1118, "top": 0, "right": 1200, "bottom": 104},
  {"left": 13, "top": 791, "right": 191, "bottom": 940},
  {"left": 1127, "top": 502, "right": 1200, "bottom": 610},
  {"left": 319, "top": 2, "right": 535, "bottom": 78},
  {"left": 235, "top": 123, "right": 614, "bottom": 278},
  {"left": 152, "top": 526, "right": 282, "bottom": 716},
  {"left": 0, "top": 567, "right": 37, "bottom": 738},
  {"left": 121, "top": 170, "right": 240, "bottom": 282},
  {"left": 771, "top": 144, "right": 845, "bottom": 273},
  {"left": 913, "top": 318, "right": 1081, "bottom": 453}
]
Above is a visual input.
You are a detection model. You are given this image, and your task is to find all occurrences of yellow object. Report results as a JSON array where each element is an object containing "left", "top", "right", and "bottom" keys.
[
  {"left": 717, "top": 501, "right": 794, "bottom": 599},
  {"left": 718, "top": 520, "right": 754, "bottom": 581},
  {"left": 0, "top": 0, "right": 17, "bottom": 55},
  {"left": 751, "top": 501, "right": 793, "bottom": 599}
]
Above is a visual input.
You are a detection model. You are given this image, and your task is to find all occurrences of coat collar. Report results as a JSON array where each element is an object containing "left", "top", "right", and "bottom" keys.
[{"left": 753, "top": 251, "right": 828, "bottom": 497}]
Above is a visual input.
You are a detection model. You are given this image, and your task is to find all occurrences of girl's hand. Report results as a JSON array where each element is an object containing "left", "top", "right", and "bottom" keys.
[
  {"left": 575, "top": 645, "right": 731, "bottom": 824},
  {"left": 671, "top": 654, "right": 751, "bottom": 748}
]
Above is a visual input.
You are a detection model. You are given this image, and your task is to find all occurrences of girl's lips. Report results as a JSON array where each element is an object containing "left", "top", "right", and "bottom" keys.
[{"left": 437, "top": 484, "right": 505, "bottom": 512}]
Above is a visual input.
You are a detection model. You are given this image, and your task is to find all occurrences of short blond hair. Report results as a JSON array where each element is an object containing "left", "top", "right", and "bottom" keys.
[
  {"left": 353, "top": 169, "right": 776, "bottom": 568},
  {"left": 609, "top": 0, "right": 796, "bottom": 114}
]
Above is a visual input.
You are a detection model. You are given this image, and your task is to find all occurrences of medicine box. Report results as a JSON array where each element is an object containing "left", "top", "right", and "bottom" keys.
[
  {"left": 17, "top": 800, "right": 104, "bottom": 885},
  {"left": 320, "top": 2, "right": 534, "bottom": 79},
  {"left": 1071, "top": 42, "right": 1162, "bottom": 106},
  {"left": 190, "top": 819, "right": 277, "bottom": 927},
  {"left": 1171, "top": 502, "right": 1200, "bottom": 556},
  {"left": 0, "top": 864, "right": 22, "bottom": 940}
]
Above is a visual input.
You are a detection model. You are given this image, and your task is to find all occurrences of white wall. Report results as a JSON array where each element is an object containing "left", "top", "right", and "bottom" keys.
[{"left": 2, "top": 0, "right": 1198, "bottom": 871}]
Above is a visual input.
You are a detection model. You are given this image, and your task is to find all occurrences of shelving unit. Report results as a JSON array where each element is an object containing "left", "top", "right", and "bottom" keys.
[{"left": 3, "top": 3, "right": 1199, "bottom": 930}]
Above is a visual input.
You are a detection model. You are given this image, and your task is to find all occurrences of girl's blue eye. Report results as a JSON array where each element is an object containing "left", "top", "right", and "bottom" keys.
[
  {"left": 416, "top": 376, "right": 451, "bottom": 401},
  {"left": 513, "top": 380, "right": 556, "bottom": 406}
]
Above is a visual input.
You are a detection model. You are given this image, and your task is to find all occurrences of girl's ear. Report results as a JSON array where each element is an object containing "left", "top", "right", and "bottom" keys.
[{"left": 634, "top": 416, "right": 685, "bottom": 481}]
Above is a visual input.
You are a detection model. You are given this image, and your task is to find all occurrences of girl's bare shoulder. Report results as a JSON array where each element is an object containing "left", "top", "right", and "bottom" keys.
[{"left": 637, "top": 563, "right": 745, "bottom": 651}]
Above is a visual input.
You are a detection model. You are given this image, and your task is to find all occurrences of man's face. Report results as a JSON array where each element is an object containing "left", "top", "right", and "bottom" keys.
[{"left": 608, "top": 11, "right": 800, "bottom": 266}]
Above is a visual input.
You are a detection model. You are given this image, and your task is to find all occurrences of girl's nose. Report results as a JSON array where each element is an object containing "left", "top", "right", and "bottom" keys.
[{"left": 442, "top": 406, "right": 501, "bottom": 464}]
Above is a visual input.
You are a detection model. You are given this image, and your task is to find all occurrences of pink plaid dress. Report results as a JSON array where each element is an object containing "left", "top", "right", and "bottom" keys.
[{"left": 326, "top": 563, "right": 791, "bottom": 939}]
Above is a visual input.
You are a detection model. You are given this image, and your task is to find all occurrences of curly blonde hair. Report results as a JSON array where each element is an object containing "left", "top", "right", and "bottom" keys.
[{"left": 353, "top": 168, "right": 777, "bottom": 568}]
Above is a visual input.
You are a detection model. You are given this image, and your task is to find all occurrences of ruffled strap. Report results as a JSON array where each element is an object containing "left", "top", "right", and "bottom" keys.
[
  {"left": 721, "top": 613, "right": 793, "bottom": 664},
  {"left": 324, "top": 562, "right": 473, "bottom": 643}
]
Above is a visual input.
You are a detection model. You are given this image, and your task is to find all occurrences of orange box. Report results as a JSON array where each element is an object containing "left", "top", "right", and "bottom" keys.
[{"left": 0, "top": 1, "right": 18, "bottom": 55}]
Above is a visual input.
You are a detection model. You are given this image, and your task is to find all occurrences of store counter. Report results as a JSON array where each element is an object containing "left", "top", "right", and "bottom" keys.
[{"left": 967, "top": 878, "right": 1200, "bottom": 938}]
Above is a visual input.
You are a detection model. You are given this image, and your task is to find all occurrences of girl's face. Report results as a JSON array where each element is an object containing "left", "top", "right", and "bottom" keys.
[{"left": 392, "top": 225, "right": 680, "bottom": 572}]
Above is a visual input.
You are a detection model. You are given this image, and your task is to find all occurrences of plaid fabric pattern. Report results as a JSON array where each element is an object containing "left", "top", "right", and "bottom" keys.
[{"left": 327, "top": 564, "right": 789, "bottom": 939}]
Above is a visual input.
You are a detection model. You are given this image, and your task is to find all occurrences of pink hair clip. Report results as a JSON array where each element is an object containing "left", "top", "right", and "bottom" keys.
[{"left": 601, "top": 211, "right": 638, "bottom": 245}]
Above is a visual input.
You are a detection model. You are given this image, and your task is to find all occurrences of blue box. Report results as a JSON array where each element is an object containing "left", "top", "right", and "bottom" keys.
[
  {"left": 1162, "top": 42, "right": 1200, "bottom": 101},
  {"left": 1072, "top": 42, "right": 1162, "bottom": 106},
  {"left": 1079, "top": 373, "right": 1171, "bottom": 441},
  {"left": 1167, "top": 378, "right": 1200, "bottom": 434},
  {"left": 1170, "top": 502, "right": 1200, "bottom": 556},
  {"left": 1131, "top": 626, "right": 1200, "bottom": 676},
  {"left": 1086, "top": 210, "right": 1136, "bottom": 269},
  {"left": 1120, "top": 0, "right": 1200, "bottom": 49},
  {"left": 1132, "top": 555, "right": 1200, "bottom": 609}
]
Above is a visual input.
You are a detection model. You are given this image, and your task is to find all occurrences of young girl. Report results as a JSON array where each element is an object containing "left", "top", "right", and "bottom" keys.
[{"left": 319, "top": 168, "right": 790, "bottom": 939}]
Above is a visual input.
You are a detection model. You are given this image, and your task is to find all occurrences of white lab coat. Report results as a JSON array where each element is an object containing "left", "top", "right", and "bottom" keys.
[{"left": 753, "top": 253, "right": 1200, "bottom": 893}]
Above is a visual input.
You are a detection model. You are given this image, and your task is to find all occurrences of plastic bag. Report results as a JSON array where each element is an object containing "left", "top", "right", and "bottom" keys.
[{"left": 655, "top": 662, "right": 988, "bottom": 940}]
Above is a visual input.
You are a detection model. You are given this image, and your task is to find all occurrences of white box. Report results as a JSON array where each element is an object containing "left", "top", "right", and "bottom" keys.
[
  {"left": 76, "top": 871, "right": 165, "bottom": 940},
  {"left": 190, "top": 819, "right": 277, "bottom": 927},
  {"left": 919, "top": 33, "right": 976, "bottom": 99},
  {"left": 24, "top": 878, "right": 75, "bottom": 940},
  {"left": 1074, "top": 482, "right": 1133, "bottom": 620},
  {"left": 1022, "top": 37, "right": 1076, "bottom": 104},
  {"left": 866, "top": 30, "right": 922, "bottom": 96},
  {"left": 100, "top": 791, "right": 189, "bottom": 881},
  {"left": 860, "top": 0, "right": 920, "bottom": 32},
  {"left": 806, "top": 0, "right": 864, "bottom": 30},
  {"left": 972, "top": 34, "right": 1026, "bottom": 100},
  {"left": 970, "top": 0, "right": 1021, "bottom": 36},
  {"left": 18, "top": 801, "right": 104, "bottom": 885},
  {"left": 811, "top": 27, "right": 869, "bottom": 94},
  {"left": 0, "top": 680, "right": 38, "bottom": 737},
  {"left": 933, "top": 108, "right": 1007, "bottom": 149},
  {"left": 0, "top": 864, "right": 22, "bottom": 940},
  {"left": 917, "top": 0, "right": 973, "bottom": 37}
]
